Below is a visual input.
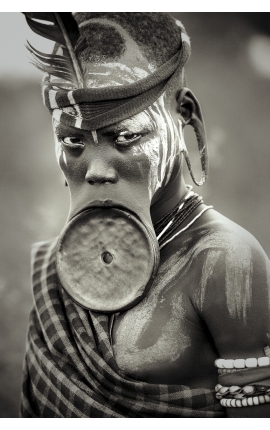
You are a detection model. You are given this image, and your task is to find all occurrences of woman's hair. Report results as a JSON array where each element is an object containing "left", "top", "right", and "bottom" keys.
[{"left": 73, "top": 12, "right": 183, "bottom": 67}]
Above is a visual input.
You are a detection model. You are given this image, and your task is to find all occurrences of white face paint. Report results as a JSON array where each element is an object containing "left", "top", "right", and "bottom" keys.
[
  {"left": 50, "top": 14, "right": 185, "bottom": 200},
  {"left": 53, "top": 118, "right": 64, "bottom": 166},
  {"left": 91, "top": 130, "right": 98, "bottom": 144},
  {"left": 132, "top": 93, "right": 185, "bottom": 199},
  {"left": 53, "top": 92, "right": 185, "bottom": 202}
]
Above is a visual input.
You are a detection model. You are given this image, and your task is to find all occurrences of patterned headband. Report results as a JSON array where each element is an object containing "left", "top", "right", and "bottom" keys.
[{"left": 24, "top": 14, "right": 191, "bottom": 130}]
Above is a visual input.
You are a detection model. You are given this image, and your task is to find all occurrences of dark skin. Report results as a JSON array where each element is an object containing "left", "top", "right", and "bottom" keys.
[{"left": 53, "top": 85, "right": 270, "bottom": 417}]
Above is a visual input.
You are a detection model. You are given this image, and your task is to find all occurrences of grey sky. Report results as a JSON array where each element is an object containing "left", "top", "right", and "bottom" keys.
[
  {"left": 0, "top": 12, "right": 54, "bottom": 79},
  {"left": 2, "top": 12, "right": 270, "bottom": 81}
]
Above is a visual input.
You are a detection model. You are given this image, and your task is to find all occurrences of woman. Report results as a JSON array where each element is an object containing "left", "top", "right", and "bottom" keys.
[{"left": 20, "top": 12, "right": 270, "bottom": 417}]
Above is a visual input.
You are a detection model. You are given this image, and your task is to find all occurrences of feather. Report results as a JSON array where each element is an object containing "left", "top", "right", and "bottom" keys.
[
  {"left": 26, "top": 42, "right": 76, "bottom": 84},
  {"left": 23, "top": 12, "right": 84, "bottom": 88}
]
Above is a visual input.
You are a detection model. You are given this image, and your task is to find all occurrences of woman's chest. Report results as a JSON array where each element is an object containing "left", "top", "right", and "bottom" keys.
[{"left": 111, "top": 252, "right": 217, "bottom": 385}]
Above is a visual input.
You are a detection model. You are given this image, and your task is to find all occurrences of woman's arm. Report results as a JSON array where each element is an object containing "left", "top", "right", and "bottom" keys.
[{"left": 198, "top": 227, "right": 270, "bottom": 417}]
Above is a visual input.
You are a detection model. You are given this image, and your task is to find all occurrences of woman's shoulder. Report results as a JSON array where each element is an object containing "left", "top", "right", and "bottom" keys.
[
  {"left": 181, "top": 208, "right": 270, "bottom": 321},
  {"left": 187, "top": 207, "right": 269, "bottom": 261},
  {"left": 171, "top": 207, "right": 270, "bottom": 314}
]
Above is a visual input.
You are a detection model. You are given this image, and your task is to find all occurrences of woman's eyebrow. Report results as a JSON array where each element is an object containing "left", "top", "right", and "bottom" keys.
[
  {"left": 54, "top": 123, "right": 84, "bottom": 136},
  {"left": 102, "top": 117, "right": 155, "bottom": 135}
]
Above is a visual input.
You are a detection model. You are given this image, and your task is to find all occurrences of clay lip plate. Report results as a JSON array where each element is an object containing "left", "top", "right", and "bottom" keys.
[{"left": 56, "top": 206, "right": 160, "bottom": 313}]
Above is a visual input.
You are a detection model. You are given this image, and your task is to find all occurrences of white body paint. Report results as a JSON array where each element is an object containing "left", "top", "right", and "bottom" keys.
[
  {"left": 198, "top": 230, "right": 253, "bottom": 322},
  {"left": 86, "top": 62, "right": 151, "bottom": 87},
  {"left": 113, "top": 252, "right": 191, "bottom": 375}
]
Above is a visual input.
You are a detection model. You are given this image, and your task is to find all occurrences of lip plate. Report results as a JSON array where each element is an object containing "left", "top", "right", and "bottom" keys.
[{"left": 57, "top": 205, "right": 160, "bottom": 313}]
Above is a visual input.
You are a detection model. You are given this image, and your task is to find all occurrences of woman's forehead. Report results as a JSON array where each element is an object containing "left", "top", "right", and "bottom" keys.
[{"left": 53, "top": 107, "right": 171, "bottom": 135}]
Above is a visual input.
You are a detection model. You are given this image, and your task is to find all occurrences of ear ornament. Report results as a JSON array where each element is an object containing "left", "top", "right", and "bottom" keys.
[
  {"left": 178, "top": 119, "right": 208, "bottom": 186},
  {"left": 177, "top": 88, "right": 209, "bottom": 186}
]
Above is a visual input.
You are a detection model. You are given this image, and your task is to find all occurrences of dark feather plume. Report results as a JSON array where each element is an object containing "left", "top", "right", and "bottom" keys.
[{"left": 23, "top": 12, "right": 85, "bottom": 87}]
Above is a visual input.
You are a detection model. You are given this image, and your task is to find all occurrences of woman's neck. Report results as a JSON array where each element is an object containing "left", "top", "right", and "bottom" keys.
[{"left": 150, "top": 168, "right": 188, "bottom": 225}]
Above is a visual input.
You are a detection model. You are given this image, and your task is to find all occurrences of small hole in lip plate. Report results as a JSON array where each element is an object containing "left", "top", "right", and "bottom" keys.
[{"left": 101, "top": 251, "right": 114, "bottom": 265}]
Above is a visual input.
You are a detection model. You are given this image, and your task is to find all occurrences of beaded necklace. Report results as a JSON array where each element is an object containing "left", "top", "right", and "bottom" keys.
[{"left": 154, "top": 185, "right": 213, "bottom": 249}]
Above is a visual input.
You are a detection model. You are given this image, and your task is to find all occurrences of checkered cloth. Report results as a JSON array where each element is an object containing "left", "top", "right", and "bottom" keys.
[{"left": 20, "top": 239, "right": 225, "bottom": 418}]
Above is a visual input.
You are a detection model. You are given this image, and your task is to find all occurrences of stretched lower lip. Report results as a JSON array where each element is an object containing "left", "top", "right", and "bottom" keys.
[{"left": 73, "top": 200, "right": 137, "bottom": 220}]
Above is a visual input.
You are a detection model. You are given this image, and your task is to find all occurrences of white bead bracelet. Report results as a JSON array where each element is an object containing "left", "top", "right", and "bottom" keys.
[
  {"left": 214, "top": 356, "right": 270, "bottom": 369},
  {"left": 220, "top": 394, "right": 270, "bottom": 407}
]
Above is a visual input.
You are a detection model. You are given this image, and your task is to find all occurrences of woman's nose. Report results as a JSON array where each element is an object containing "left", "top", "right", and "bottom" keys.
[{"left": 85, "top": 157, "right": 118, "bottom": 185}]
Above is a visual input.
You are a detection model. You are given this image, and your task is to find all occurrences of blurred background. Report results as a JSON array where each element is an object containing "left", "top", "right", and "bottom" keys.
[{"left": 0, "top": 12, "right": 269, "bottom": 417}]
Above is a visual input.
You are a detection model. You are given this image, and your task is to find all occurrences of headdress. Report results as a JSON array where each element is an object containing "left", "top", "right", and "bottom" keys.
[{"left": 23, "top": 13, "right": 191, "bottom": 131}]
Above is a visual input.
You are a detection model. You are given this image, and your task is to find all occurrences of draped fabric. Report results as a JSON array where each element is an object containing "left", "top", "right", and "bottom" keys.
[
  {"left": 42, "top": 23, "right": 191, "bottom": 131},
  {"left": 20, "top": 239, "right": 225, "bottom": 418}
]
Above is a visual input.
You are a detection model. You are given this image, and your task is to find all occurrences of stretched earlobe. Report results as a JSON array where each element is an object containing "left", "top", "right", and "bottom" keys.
[{"left": 176, "top": 87, "right": 209, "bottom": 186}]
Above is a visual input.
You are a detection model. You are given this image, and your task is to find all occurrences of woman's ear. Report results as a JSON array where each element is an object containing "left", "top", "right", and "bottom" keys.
[
  {"left": 175, "top": 87, "right": 209, "bottom": 186},
  {"left": 176, "top": 87, "right": 204, "bottom": 128}
]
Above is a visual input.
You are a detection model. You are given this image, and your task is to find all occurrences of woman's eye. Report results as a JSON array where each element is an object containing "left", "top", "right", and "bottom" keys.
[
  {"left": 61, "top": 137, "right": 84, "bottom": 148},
  {"left": 115, "top": 133, "right": 141, "bottom": 147}
]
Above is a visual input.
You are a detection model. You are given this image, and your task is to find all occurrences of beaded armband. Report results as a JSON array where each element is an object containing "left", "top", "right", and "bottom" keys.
[
  {"left": 214, "top": 347, "right": 270, "bottom": 408},
  {"left": 215, "top": 356, "right": 270, "bottom": 370},
  {"left": 220, "top": 395, "right": 270, "bottom": 408},
  {"left": 215, "top": 383, "right": 270, "bottom": 408}
]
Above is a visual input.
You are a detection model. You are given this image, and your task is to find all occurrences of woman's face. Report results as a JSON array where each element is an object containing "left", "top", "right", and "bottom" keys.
[{"left": 52, "top": 92, "right": 185, "bottom": 223}]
